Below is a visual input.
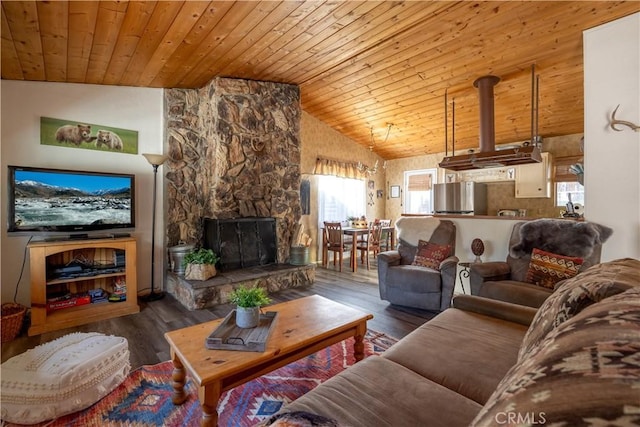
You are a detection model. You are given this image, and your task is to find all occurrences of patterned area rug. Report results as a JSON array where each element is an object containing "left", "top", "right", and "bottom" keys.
[{"left": 7, "top": 330, "right": 396, "bottom": 427}]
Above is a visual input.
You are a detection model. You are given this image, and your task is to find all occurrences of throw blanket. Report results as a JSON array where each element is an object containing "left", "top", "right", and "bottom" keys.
[
  {"left": 395, "top": 217, "right": 440, "bottom": 247},
  {"left": 510, "top": 219, "right": 613, "bottom": 259}
]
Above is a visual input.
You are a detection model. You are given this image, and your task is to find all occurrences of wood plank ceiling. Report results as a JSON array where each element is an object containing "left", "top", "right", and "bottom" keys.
[{"left": 2, "top": 1, "right": 638, "bottom": 160}]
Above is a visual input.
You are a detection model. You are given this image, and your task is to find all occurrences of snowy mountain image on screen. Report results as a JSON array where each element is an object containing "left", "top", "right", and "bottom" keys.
[{"left": 14, "top": 179, "right": 131, "bottom": 228}]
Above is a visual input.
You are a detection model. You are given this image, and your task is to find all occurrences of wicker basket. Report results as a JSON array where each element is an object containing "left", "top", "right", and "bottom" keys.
[
  {"left": 184, "top": 263, "right": 217, "bottom": 281},
  {"left": 351, "top": 220, "right": 368, "bottom": 229},
  {"left": 1, "top": 303, "right": 26, "bottom": 343}
]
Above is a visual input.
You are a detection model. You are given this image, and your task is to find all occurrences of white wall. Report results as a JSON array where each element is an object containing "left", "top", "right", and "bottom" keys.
[
  {"left": 584, "top": 13, "right": 640, "bottom": 260},
  {"left": 1, "top": 80, "right": 165, "bottom": 305},
  {"left": 444, "top": 217, "right": 522, "bottom": 294}
]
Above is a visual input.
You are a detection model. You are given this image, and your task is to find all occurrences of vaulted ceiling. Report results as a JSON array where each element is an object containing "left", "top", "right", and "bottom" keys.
[{"left": 2, "top": 1, "right": 638, "bottom": 159}]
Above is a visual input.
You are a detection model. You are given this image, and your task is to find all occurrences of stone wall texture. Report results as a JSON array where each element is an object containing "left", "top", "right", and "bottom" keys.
[{"left": 165, "top": 77, "right": 302, "bottom": 263}]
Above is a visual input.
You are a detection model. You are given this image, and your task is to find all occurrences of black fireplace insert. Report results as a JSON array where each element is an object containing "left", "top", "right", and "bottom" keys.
[{"left": 204, "top": 217, "right": 278, "bottom": 271}]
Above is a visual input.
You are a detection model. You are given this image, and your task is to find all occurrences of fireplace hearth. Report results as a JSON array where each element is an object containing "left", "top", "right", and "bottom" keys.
[{"left": 166, "top": 263, "right": 315, "bottom": 311}]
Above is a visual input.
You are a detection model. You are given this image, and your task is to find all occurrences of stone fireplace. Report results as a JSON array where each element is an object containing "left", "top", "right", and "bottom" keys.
[{"left": 163, "top": 77, "right": 314, "bottom": 310}]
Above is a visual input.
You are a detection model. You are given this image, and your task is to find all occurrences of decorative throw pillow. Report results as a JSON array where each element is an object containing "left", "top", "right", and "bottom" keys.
[
  {"left": 411, "top": 240, "right": 451, "bottom": 270},
  {"left": 472, "top": 287, "right": 640, "bottom": 427},
  {"left": 518, "top": 258, "right": 640, "bottom": 362},
  {"left": 525, "top": 248, "right": 583, "bottom": 289}
]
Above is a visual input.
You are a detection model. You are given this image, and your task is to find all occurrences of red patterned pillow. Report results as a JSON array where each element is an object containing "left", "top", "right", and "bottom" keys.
[
  {"left": 412, "top": 240, "right": 451, "bottom": 270},
  {"left": 526, "top": 248, "right": 583, "bottom": 289}
]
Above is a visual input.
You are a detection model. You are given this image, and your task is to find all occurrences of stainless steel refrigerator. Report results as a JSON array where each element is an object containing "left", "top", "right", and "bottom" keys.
[{"left": 433, "top": 182, "right": 487, "bottom": 215}]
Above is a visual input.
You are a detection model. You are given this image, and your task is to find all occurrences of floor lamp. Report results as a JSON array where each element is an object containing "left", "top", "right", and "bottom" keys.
[{"left": 141, "top": 153, "right": 169, "bottom": 302}]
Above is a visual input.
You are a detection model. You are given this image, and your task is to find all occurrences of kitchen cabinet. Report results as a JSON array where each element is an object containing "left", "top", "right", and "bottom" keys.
[{"left": 516, "top": 152, "right": 552, "bottom": 198}]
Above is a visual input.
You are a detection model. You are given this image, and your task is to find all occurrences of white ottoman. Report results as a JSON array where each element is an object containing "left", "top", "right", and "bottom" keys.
[{"left": 1, "top": 332, "right": 130, "bottom": 425}]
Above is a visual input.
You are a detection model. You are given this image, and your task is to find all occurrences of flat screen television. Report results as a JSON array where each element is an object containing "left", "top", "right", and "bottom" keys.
[{"left": 7, "top": 165, "right": 135, "bottom": 234}]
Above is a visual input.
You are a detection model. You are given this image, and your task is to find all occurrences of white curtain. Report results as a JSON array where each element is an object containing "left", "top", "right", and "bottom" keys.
[{"left": 317, "top": 175, "right": 366, "bottom": 226}]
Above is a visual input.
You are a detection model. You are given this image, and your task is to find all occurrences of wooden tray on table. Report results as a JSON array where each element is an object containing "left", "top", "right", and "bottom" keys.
[{"left": 205, "top": 310, "right": 277, "bottom": 352}]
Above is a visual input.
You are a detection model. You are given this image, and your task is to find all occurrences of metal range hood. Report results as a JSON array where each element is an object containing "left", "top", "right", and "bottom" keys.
[
  {"left": 439, "top": 73, "right": 542, "bottom": 171},
  {"left": 438, "top": 145, "right": 542, "bottom": 171}
]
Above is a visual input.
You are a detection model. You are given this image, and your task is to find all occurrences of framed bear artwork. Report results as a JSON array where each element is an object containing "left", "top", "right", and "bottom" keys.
[{"left": 40, "top": 117, "right": 138, "bottom": 154}]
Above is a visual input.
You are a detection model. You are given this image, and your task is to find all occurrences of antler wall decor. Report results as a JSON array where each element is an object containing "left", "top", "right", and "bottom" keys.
[
  {"left": 357, "top": 160, "right": 379, "bottom": 175},
  {"left": 610, "top": 105, "right": 640, "bottom": 132}
]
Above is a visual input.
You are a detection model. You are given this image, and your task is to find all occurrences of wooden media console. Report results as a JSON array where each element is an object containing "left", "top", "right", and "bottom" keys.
[{"left": 28, "top": 237, "right": 139, "bottom": 336}]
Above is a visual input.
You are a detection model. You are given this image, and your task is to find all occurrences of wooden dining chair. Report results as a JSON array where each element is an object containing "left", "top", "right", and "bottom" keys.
[
  {"left": 356, "top": 220, "right": 383, "bottom": 270},
  {"left": 379, "top": 219, "right": 392, "bottom": 251},
  {"left": 323, "top": 222, "right": 353, "bottom": 272}
]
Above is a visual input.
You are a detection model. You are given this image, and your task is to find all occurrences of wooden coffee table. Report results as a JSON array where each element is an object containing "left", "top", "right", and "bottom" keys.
[{"left": 164, "top": 295, "right": 373, "bottom": 426}]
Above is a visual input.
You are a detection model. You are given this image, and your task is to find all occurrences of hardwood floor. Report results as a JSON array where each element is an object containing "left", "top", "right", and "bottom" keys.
[{"left": 2, "top": 259, "right": 438, "bottom": 369}]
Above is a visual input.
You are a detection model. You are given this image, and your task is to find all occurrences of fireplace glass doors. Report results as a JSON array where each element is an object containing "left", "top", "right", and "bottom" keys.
[{"left": 204, "top": 218, "right": 278, "bottom": 272}]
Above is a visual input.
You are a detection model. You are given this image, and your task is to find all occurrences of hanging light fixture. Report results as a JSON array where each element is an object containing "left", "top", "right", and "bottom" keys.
[{"left": 358, "top": 123, "right": 393, "bottom": 175}]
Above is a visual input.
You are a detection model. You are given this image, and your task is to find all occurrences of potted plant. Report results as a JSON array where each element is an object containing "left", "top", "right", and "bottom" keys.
[
  {"left": 183, "top": 248, "right": 220, "bottom": 281},
  {"left": 228, "top": 285, "right": 271, "bottom": 328}
]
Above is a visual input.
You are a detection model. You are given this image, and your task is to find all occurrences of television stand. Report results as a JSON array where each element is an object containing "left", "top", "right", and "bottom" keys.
[{"left": 28, "top": 237, "right": 139, "bottom": 336}]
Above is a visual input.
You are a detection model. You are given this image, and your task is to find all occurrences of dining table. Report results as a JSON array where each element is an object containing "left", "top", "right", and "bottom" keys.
[{"left": 321, "top": 226, "right": 396, "bottom": 273}]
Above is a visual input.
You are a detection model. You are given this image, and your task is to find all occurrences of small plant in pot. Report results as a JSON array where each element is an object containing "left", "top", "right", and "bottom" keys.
[
  {"left": 228, "top": 286, "right": 271, "bottom": 328},
  {"left": 183, "top": 248, "right": 220, "bottom": 281}
]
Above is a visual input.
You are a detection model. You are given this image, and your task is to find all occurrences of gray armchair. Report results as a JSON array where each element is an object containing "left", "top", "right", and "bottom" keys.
[
  {"left": 378, "top": 217, "right": 458, "bottom": 311},
  {"left": 470, "top": 219, "right": 613, "bottom": 308}
]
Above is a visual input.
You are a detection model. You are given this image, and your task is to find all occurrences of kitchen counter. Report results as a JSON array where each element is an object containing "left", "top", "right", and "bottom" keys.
[
  {"left": 434, "top": 213, "right": 531, "bottom": 220},
  {"left": 432, "top": 214, "right": 584, "bottom": 221}
]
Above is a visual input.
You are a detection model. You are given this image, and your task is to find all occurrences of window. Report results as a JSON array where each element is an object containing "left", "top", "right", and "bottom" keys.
[
  {"left": 557, "top": 182, "right": 584, "bottom": 206},
  {"left": 554, "top": 156, "right": 584, "bottom": 207},
  {"left": 404, "top": 169, "right": 437, "bottom": 214},
  {"left": 317, "top": 175, "right": 366, "bottom": 225}
]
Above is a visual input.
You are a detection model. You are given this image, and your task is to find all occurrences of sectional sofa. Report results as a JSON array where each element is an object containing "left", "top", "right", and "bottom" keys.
[{"left": 262, "top": 258, "right": 640, "bottom": 426}]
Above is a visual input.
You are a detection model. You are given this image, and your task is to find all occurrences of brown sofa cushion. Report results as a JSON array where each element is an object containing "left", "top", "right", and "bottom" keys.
[
  {"left": 281, "top": 355, "right": 482, "bottom": 427},
  {"left": 382, "top": 308, "right": 528, "bottom": 405},
  {"left": 471, "top": 287, "right": 640, "bottom": 427},
  {"left": 519, "top": 258, "right": 640, "bottom": 361},
  {"left": 477, "top": 280, "right": 552, "bottom": 309}
]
